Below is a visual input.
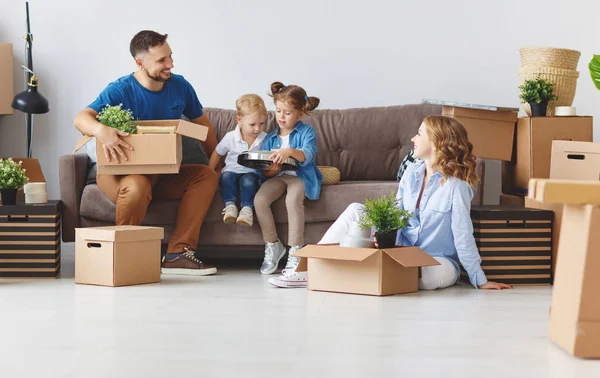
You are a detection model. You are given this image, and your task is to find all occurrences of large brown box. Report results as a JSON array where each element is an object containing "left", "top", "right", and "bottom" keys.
[
  {"left": 548, "top": 204, "right": 600, "bottom": 359},
  {"left": 75, "top": 226, "right": 164, "bottom": 287},
  {"left": 0, "top": 43, "right": 14, "bottom": 115},
  {"left": 0, "top": 201, "right": 61, "bottom": 278},
  {"left": 442, "top": 106, "right": 517, "bottom": 161},
  {"left": 465, "top": 205, "right": 553, "bottom": 285},
  {"left": 73, "top": 120, "right": 208, "bottom": 175},
  {"left": 502, "top": 116, "right": 593, "bottom": 195}
]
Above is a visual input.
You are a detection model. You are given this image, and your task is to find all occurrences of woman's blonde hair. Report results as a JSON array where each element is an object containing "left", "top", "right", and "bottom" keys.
[
  {"left": 423, "top": 115, "right": 480, "bottom": 187},
  {"left": 236, "top": 94, "right": 267, "bottom": 118}
]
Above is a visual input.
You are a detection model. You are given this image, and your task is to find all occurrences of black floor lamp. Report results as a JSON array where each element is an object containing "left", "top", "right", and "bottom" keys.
[{"left": 11, "top": 1, "right": 49, "bottom": 159}]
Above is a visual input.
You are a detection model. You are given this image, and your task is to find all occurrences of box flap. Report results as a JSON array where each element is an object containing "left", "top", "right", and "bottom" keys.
[
  {"left": 76, "top": 226, "right": 164, "bottom": 242},
  {"left": 137, "top": 120, "right": 208, "bottom": 141},
  {"left": 292, "top": 244, "right": 377, "bottom": 261},
  {"left": 0, "top": 157, "right": 45, "bottom": 182},
  {"left": 73, "top": 136, "right": 93, "bottom": 153},
  {"left": 383, "top": 247, "right": 441, "bottom": 268}
]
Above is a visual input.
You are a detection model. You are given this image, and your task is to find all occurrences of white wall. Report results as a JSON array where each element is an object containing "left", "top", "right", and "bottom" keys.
[{"left": 1, "top": 0, "right": 599, "bottom": 203}]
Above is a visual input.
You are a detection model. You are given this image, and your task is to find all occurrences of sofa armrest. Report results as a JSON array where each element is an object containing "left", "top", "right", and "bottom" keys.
[
  {"left": 59, "top": 154, "right": 89, "bottom": 242},
  {"left": 472, "top": 158, "right": 485, "bottom": 206}
]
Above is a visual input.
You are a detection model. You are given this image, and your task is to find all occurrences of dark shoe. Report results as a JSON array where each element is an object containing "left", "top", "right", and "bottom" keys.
[{"left": 161, "top": 247, "right": 217, "bottom": 276}]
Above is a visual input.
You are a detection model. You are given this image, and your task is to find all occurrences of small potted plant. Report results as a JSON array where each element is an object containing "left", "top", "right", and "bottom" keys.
[
  {"left": 0, "top": 158, "right": 29, "bottom": 205},
  {"left": 96, "top": 103, "right": 138, "bottom": 134},
  {"left": 589, "top": 55, "right": 600, "bottom": 90},
  {"left": 358, "top": 192, "right": 412, "bottom": 248},
  {"left": 518, "top": 76, "right": 558, "bottom": 117}
]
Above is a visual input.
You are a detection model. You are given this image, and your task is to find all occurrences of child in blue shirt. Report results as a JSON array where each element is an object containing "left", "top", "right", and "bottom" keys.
[{"left": 254, "top": 82, "right": 322, "bottom": 277}]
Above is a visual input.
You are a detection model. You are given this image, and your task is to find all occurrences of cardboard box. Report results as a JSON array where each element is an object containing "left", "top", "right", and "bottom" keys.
[
  {"left": 73, "top": 120, "right": 208, "bottom": 175},
  {"left": 503, "top": 117, "right": 593, "bottom": 194},
  {"left": 0, "top": 43, "right": 14, "bottom": 115},
  {"left": 499, "top": 193, "right": 525, "bottom": 207},
  {"left": 528, "top": 179, "right": 600, "bottom": 205},
  {"left": 549, "top": 204, "right": 600, "bottom": 358},
  {"left": 524, "top": 198, "right": 563, "bottom": 279},
  {"left": 550, "top": 140, "right": 600, "bottom": 181},
  {"left": 293, "top": 244, "right": 440, "bottom": 296},
  {"left": 75, "top": 225, "right": 164, "bottom": 287},
  {"left": 442, "top": 106, "right": 518, "bottom": 161},
  {"left": 0, "top": 158, "right": 45, "bottom": 204}
]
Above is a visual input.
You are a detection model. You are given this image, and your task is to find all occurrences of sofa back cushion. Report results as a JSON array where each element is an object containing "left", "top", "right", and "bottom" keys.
[{"left": 204, "top": 104, "right": 441, "bottom": 181}]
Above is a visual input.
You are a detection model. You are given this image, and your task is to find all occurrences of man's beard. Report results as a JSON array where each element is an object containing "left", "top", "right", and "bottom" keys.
[{"left": 146, "top": 70, "right": 172, "bottom": 83}]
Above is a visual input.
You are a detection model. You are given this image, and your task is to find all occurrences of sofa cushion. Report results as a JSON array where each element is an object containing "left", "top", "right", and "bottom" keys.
[{"left": 80, "top": 181, "right": 400, "bottom": 225}]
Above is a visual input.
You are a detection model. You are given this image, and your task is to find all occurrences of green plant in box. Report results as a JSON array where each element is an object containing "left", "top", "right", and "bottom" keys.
[
  {"left": 358, "top": 192, "right": 412, "bottom": 248},
  {"left": 96, "top": 103, "right": 139, "bottom": 134},
  {"left": 590, "top": 55, "right": 600, "bottom": 90}
]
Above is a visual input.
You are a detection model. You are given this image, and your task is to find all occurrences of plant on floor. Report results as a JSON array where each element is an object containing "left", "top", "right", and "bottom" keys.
[
  {"left": 96, "top": 103, "right": 139, "bottom": 134},
  {"left": 518, "top": 76, "right": 558, "bottom": 116},
  {"left": 590, "top": 55, "right": 600, "bottom": 90},
  {"left": 0, "top": 158, "right": 28, "bottom": 189},
  {"left": 358, "top": 192, "right": 412, "bottom": 248}
]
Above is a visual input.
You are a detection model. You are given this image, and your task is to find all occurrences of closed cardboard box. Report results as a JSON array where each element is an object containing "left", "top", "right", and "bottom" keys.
[
  {"left": 0, "top": 43, "right": 14, "bottom": 115},
  {"left": 503, "top": 117, "right": 593, "bottom": 194},
  {"left": 294, "top": 244, "right": 440, "bottom": 296},
  {"left": 548, "top": 204, "right": 600, "bottom": 358},
  {"left": 442, "top": 106, "right": 518, "bottom": 161},
  {"left": 550, "top": 140, "right": 600, "bottom": 181},
  {"left": 73, "top": 120, "right": 208, "bottom": 175},
  {"left": 75, "top": 225, "right": 164, "bottom": 287}
]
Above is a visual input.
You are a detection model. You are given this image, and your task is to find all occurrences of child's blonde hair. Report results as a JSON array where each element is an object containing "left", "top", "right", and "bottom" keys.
[{"left": 236, "top": 94, "right": 267, "bottom": 118}]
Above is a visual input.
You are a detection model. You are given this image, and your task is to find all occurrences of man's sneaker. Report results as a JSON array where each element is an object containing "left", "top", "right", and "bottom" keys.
[
  {"left": 284, "top": 245, "right": 303, "bottom": 271},
  {"left": 260, "top": 240, "right": 286, "bottom": 275},
  {"left": 236, "top": 206, "right": 253, "bottom": 227},
  {"left": 268, "top": 269, "right": 307, "bottom": 288},
  {"left": 161, "top": 247, "right": 217, "bottom": 276},
  {"left": 222, "top": 204, "right": 238, "bottom": 224}
]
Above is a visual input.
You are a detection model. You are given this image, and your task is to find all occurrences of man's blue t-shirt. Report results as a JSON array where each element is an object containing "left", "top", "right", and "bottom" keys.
[
  {"left": 88, "top": 73, "right": 203, "bottom": 120},
  {"left": 84, "top": 73, "right": 207, "bottom": 181}
]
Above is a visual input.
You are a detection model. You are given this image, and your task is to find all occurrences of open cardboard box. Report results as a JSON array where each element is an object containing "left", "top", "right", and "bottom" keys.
[
  {"left": 73, "top": 120, "right": 208, "bottom": 175},
  {"left": 293, "top": 244, "right": 440, "bottom": 296},
  {"left": 0, "top": 158, "right": 45, "bottom": 205}
]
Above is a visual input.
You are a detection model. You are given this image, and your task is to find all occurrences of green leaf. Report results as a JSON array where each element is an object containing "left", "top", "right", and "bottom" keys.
[
  {"left": 590, "top": 55, "right": 600, "bottom": 91},
  {"left": 357, "top": 192, "right": 413, "bottom": 234}
]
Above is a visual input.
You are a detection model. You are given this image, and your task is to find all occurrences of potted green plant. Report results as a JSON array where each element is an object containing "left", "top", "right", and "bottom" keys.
[
  {"left": 0, "top": 158, "right": 29, "bottom": 205},
  {"left": 358, "top": 192, "right": 412, "bottom": 248},
  {"left": 589, "top": 55, "right": 600, "bottom": 90},
  {"left": 518, "top": 76, "right": 558, "bottom": 116},
  {"left": 96, "top": 103, "right": 138, "bottom": 134}
]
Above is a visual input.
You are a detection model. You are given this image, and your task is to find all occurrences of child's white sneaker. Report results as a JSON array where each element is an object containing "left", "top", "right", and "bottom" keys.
[
  {"left": 222, "top": 204, "right": 238, "bottom": 224},
  {"left": 236, "top": 206, "right": 253, "bottom": 227},
  {"left": 260, "top": 240, "right": 286, "bottom": 275},
  {"left": 284, "top": 245, "right": 303, "bottom": 270},
  {"left": 268, "top": 268, "right": 307, "bottom": 288}
]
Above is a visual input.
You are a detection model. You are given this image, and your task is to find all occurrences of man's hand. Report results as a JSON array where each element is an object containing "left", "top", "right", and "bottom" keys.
[
  {"left": 479, "top": 281, "right": 513, "bottom": 290},
  {"left": 269, "top": 148, "right": 294, "bottom": 164},
  {"left": 95, "top": 125, "right": 133, "bottom": 163},
  {"left": 263, "top": 162, "right": 281, "bottom": 178}
]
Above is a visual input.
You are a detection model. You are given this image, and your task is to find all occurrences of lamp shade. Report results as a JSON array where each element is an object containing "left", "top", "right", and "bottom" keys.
[{"left": 11, "top": 75, "right": 49, "bottom": 114}]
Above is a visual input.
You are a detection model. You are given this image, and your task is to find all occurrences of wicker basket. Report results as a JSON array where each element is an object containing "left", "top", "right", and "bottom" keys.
[
  {"left": 318, "top": 166, "right": 341, "bottom": 185},
  {"left": 518, "top": 66, "right": 579, "bottom": 116},
  {"left": 519, "top": 47, "right": 581, "bottom": 70}
]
